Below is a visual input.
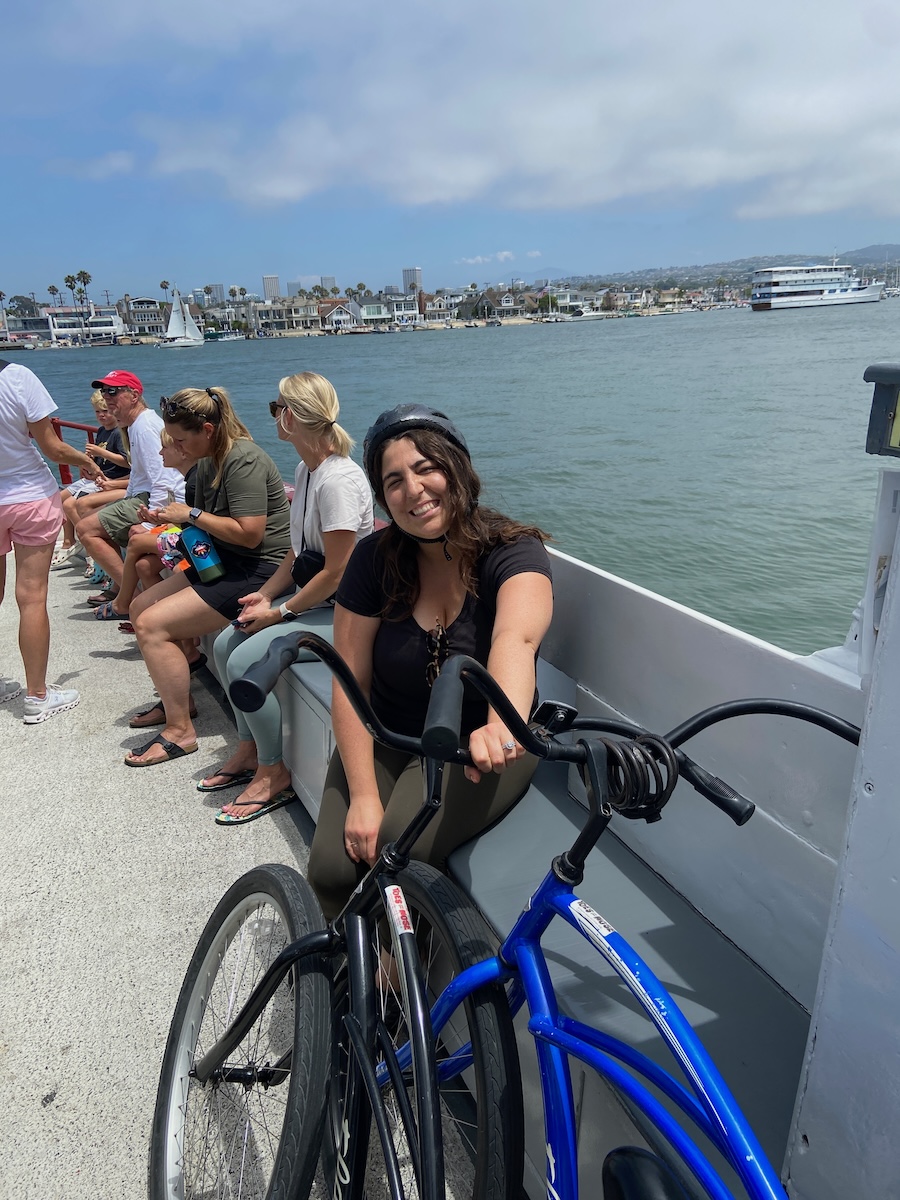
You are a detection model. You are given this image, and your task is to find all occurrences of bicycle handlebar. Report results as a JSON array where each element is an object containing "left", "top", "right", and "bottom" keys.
[{"left": 231, "top": 632, "right": 861, "bottom": 830}]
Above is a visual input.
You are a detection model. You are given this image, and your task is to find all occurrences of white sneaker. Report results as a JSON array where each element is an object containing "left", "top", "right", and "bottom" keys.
[
  {"left": 0, "top": 679, "right": 22, "bottom": 703},
  {"left": 23, "top": 687, "right": 80, "bottom": 724}
]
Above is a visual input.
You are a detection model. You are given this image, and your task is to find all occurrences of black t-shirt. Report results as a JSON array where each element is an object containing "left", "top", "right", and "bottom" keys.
[
  {"left": 95, "top": 425, "right": 129, "bottom": 480},
  {"left": 336, "top": 530, "right": 552, "bottom": 737}
]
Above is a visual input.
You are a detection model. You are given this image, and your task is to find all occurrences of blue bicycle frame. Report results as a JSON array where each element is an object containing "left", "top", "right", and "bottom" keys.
[{"left": 421, "top": 867, "right": 787, "bottom": 1200}]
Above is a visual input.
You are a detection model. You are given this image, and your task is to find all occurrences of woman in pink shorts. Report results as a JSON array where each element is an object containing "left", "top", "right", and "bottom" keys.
[{"left": 0, "top": 360, "right": 100, "bottom": 721}]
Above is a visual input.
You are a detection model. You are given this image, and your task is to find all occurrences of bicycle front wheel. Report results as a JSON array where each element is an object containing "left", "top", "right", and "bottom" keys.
[
  {"left": 329, "top": 862, "right": 523, "bottom": 1200},
  {"left": 149, "top": 863, "right": 330, "bottom": 1200}
]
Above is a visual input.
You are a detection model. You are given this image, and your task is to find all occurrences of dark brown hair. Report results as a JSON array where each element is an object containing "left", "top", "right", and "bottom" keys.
[{"left": 371, "top": 428, "right": 549, "bottom": 619}]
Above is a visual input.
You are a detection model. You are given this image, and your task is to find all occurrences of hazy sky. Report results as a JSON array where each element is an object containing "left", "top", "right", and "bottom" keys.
[{"left": 4, "top": 1, "right": 900, "bottom": 300}]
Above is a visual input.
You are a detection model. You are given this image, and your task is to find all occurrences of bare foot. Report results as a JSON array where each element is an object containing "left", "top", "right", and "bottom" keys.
[
  {"left": 218, "top": 765, "right": 293, "bottom": 819},
  {"left": 200, "top": 746, "right": 259, "bottom": 789}
]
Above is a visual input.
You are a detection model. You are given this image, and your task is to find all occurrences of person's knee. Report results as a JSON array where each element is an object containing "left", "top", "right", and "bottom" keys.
[{"left": 76, "top": 513, "right": 103, "bottom": 541}]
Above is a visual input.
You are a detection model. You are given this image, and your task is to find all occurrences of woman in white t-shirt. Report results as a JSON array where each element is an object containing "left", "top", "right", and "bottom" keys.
[
  {"left": 0, "top": 361, "right": 100, "bottom": 718},
  {"left": 202, "top": 371, "right": 374, "bottom": 824}
]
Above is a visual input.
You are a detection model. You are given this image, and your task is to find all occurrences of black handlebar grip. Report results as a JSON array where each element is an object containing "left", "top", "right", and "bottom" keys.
[
  {"left": 230, "top": 634, "right": 302, "bottom": 713},
  {"left": 421, "top": 663, "right": 466, "bottom": 759},
  {"left": 679, "top": 756, "right": 756, "bottom": 826}
]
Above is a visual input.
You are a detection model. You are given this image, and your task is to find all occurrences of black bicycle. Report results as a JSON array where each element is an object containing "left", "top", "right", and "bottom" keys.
[
  {"left": 149, "top": 632, "right": 523, "bottom": 1200},
  {"left": 149, "top": 632, "right": 860, "bottom": 1200}
]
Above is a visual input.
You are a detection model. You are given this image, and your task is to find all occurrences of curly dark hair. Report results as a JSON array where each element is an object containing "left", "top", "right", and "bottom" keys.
[{"left": 370, "top": 428, "right": 549, "bottom": 619}]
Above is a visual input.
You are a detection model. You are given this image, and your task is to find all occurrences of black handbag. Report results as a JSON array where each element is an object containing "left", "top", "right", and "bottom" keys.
[
  {"left": 290, "top": 548, "right": 327, "bottom": 589},
  {"left": 289, "top": 472, "right": 334, "bottom": 599}
]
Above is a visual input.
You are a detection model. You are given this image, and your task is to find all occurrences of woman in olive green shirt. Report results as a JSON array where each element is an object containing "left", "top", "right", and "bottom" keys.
[{"left": 124, "top": 386, "right": 290, "bottom": 768}]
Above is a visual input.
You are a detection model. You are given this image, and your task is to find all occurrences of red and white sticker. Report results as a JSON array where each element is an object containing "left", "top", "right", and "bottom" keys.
[{"left": 385, "top": 885, "right": 414, "bottom": 938}]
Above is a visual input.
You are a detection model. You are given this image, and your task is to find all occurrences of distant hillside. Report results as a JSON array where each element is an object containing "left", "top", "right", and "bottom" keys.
[{"left": 559, "top": 245, "right": 900, "bottom": 290}]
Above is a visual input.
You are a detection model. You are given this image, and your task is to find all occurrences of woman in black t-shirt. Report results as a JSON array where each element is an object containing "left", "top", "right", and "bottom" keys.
[{"left": 308, "top": 405, "right": 553, "bottom": 920}]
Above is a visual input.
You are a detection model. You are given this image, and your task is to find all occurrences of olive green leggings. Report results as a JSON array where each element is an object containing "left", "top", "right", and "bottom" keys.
[{"left": 307, "top": 742, "right": 537, "bottom": 920}]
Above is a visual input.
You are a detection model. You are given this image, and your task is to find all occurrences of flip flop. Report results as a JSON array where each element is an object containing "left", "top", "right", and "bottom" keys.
[
  {"left": 95, "top": 600, "right": 128, "bottom": 621},
  {"left": 124, "top": 734, "right": 199, "bottom": 767},
  {"left": 118, "top": 622, "right": 135, "bottom": 635},
  {"left": 87, "top": 589, "right": 117, "bottom": 607},
  {"left": 129, "top": 698, "right": 197, "bottom": 728},
  {"left": 215, "top": 788, "right": 297, "bottom": 825},
  {"left": 188, "top": 653, "right": 208, "bottom": 675},
  {"left": 197, "top": 767, "right": 256, "bottom": 793}
]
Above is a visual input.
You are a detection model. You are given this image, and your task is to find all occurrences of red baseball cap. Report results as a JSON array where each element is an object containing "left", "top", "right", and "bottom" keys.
[{"left": 91, "top": 369, "right": 143, "bottom": 393}]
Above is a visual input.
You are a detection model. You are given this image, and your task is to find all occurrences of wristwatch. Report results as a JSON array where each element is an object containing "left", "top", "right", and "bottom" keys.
[
  {"left": 279, "top": 602, "right": 299, "bottom": 623},
  {"left": 188, "top": 507, "right": 202, "bottom": 524}
]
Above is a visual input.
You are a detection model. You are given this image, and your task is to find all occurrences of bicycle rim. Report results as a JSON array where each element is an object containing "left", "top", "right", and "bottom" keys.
[{"left": 150, "top": 864, "right": 330, "bottom": 1200}]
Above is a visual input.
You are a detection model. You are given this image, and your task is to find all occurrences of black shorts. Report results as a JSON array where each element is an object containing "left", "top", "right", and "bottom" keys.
[{"left": 187, "top": 558, "right": 279, "bottom": 621}]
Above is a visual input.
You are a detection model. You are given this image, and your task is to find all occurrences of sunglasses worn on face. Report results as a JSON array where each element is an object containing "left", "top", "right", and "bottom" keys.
[
  {"left": 100, "top": 385, "right": 127, "bottom": 397},
  {"left": 269, "top": 400, "right": 287, "bottom": 418}
]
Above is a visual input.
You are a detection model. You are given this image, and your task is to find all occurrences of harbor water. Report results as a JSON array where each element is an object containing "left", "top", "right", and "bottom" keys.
[{"left": 8, "top": 302, "right": 897, "bottom": 654}]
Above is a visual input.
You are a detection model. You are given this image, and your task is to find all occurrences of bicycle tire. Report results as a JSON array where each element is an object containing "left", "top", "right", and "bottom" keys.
[
  {"left": 149, "top": 863, "right": 330, "bottom": 1200},
  {"left": 327, "top": 861, "right": 523, "bottom": 1200}
]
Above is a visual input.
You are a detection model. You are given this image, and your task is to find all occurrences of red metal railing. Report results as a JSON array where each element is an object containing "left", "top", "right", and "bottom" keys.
[{"left": 50, "top": 417, "right": 99, "bottom": 485}]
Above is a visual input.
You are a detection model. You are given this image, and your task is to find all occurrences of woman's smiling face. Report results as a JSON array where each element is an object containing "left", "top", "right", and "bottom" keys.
[{"left": 380, "top": 436, "right": 449, "bottom": 538}]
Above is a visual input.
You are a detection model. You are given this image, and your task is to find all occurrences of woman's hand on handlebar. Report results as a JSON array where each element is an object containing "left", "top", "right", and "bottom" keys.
[
  {"left": 464, "top": 720, "right": 525, "bottom": 784},
  {"left": 344, "top": 794, "right": 384, "bottom": 866}
]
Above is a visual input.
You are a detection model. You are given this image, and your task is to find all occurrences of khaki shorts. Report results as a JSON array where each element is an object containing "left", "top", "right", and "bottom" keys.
[{"left": 97, "top": 493, "right": 149, "bottom": 546}]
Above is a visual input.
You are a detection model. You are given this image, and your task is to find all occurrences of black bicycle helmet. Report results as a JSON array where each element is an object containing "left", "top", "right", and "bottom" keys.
[{"left": 362, "top": 404, "right": 469, "bottom": 485}]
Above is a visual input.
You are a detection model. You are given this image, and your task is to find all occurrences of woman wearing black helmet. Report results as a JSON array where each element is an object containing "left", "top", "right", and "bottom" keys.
[{"left": 307, "top": 404, "right": 553, "bottom": 919}]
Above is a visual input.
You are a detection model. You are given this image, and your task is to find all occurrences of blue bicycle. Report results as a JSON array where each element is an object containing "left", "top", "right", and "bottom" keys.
[{"left": 150, "top": 632, "right": 859, "bottom": 1200}]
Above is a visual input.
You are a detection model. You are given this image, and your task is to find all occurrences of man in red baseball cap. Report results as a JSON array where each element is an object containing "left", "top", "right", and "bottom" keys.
[
  {"left": 76, "top": 370, "right": 184, "bottom": 591},
  {"left": 90, "top": 369, "right": 143, "bottom": 394}
]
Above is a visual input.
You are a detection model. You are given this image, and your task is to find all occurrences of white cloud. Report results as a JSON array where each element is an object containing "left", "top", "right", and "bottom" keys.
[
  {"left": 526, "top": 251, "right": 542, "bottom": 259},
  {"left": 23, "top": 1, "right": 900, "bottom": 219},
  {"left": 461, "top": 256, "right": 493, "bottom": 265},
  {"left": 496, "top": 250, "right": 514, "bottom": 262}
]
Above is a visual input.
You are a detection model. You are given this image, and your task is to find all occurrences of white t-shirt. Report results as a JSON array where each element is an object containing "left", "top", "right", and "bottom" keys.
[
  {"left": 126, "top": 408, "right": 185, "bottom": 507},
  {"left": 0, "top": 362, "right": 60, "bottom": 504},
  {"left": 291, "top": 455, "right": 374, "bottom": 553}
]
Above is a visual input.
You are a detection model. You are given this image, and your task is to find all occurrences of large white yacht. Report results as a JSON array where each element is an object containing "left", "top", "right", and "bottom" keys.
[{"left": 751, "top": 263, "right": 884, "bottom": 310}]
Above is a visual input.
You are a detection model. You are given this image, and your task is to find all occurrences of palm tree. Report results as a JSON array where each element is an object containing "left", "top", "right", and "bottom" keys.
[
  {"left": 0, "top": 291, "right": 6, "bottom": 336},
  {"left": 356, "top": 282, "right": 367, "bottom": 295},
  {"left": 203, "top": 285, "right": 213, "bottom": 306},
  {"left": 330, "top": 286, "right": 341, "bottom": 298},
  {"left": 64, "top": 275, "right": 77, "bottom": 306},
  {"left": 160, "top": 280, "right": 170, "bottom": 303},
  {"left": 239, "top": 287, "right": 247, "bottom": 300},
  {"left": 48, "top": 285, "right": 60, "bottom": 307},
  {"left": 228, "top": 287, "right": 238, "bottom": 301},
  {"left": 76, "top": 270, "right": 92, "bottom": 307}
]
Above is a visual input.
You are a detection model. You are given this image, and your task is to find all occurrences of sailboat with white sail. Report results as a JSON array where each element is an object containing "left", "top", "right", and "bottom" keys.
[{"left": 157, "top": 288, "right": 204, "bottom": 348}]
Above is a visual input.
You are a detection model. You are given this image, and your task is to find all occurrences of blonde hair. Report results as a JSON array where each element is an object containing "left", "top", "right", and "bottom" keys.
[
  {"left": 163, "top": 386, "right": 252, "bottom": 485},
  {"left": 278, "top": 372, "right": 353, "bottom": 457},
  {"left": 92, "top": 388, "right": 131, "bottom": 462}
]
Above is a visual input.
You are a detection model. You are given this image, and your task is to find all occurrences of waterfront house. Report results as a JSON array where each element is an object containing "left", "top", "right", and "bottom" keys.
[{"left": 119, "top": 296, "right": 166, "bottom": 338}]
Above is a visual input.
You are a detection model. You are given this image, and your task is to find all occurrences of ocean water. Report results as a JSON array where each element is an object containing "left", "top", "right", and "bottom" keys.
[{"left": 8, "top": 303, "right": 899, "bottom": 654}]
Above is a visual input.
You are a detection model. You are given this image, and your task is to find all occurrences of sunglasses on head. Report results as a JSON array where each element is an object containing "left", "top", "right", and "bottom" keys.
[{"left": 160, "top": 389, "right": 221, "bottom": 422}]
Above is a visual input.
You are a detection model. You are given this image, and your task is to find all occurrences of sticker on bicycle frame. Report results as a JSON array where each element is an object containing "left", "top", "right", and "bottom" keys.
[
  {"left": 569, "top": 899, "right": 615, "bottom": 947},
  {"left": 385, "top": 885, "right": 414, "bottom": 938}
]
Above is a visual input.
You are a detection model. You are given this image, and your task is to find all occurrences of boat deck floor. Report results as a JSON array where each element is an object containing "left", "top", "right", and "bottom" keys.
[{"left": 0, "top": 555, "right": 316, "bottom": 1196}]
